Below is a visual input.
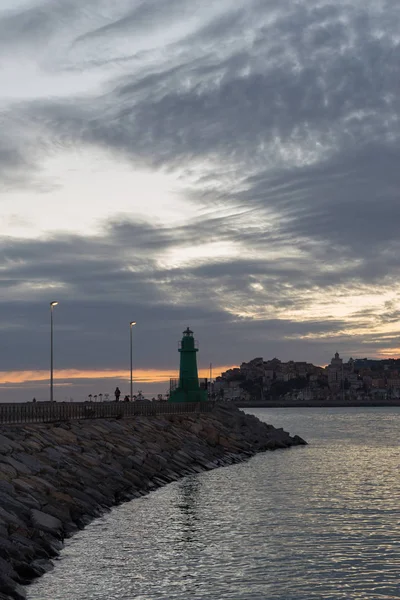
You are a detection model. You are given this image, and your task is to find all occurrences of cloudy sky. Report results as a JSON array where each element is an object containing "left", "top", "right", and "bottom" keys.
[{"left": 1, "top": 0, "right": 400, "bottom": 401}]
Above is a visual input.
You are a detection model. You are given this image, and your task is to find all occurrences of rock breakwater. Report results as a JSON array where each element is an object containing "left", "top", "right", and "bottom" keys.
[{"left": 0, "top": 403, "right": 306, "bottom": 600}]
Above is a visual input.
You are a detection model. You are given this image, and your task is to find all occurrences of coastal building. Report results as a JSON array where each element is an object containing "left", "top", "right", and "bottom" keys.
[
  {"left": 218, "top": 356, "right": 329, "bottom": 401},
  {"left": 217, "top": 352, "right": 400, "bottom": 402},
  {"left": 240, "top": 357, "right": 265, "bottom": 380},
  {"left": 222, "top": 367, "right": 241, "bottom": 380},
  {"left": 387, "top": 377, "right": 400, "bottom": 389},
  {"left": 294, "top": 387, "right": 313, "bottom": 401},
  {"left": 347, "top": 372, "right": 361, "bottom": 389},
  {"left": 213, "top": 376, "right": 250, "bottom": 401},
  {"left": 327, "top": 352, "right": 344, "bottom": 390},
  {"left": 371, "top": 378, "right": 386, "bottom": 388}
]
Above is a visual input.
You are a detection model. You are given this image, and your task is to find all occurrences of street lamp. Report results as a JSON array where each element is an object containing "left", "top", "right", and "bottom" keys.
[
  {"left": 130, "top": 321, "right": 136, "bottom": 401},
  {"left": 50, "top": 301, "right": 58, "bottom": 402}
]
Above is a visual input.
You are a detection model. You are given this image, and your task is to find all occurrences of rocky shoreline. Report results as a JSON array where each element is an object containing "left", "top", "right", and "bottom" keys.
[{"left": 0, "top": 403, "right": 306, "bottom": 600}]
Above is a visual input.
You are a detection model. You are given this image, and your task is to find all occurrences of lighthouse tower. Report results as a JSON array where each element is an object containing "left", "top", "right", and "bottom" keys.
[{"left": 169, "top": 327, "right": 208, "bottom": 403}]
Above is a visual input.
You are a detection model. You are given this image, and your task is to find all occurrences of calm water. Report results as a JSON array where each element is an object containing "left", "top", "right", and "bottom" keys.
[{"left": 28, "top": 408, "right": 400, "bottom": 600}]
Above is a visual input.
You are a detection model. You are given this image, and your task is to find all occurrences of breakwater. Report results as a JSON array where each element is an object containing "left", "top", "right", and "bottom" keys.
[{"left": 0, "top": 403, "right": 306, "bottom": 600}]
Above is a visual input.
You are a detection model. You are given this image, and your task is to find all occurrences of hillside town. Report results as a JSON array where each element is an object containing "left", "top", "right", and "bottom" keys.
[{"left": 214, "top": 354, "right": 400, "bottom": 402}]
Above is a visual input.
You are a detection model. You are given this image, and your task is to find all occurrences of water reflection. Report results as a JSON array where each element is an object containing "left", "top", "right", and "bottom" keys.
[{"left": 176, "top": 476, "right": 201, "bottom": 546}]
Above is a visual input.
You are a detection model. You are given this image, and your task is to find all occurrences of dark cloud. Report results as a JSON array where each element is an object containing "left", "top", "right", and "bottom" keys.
[
  {"left": 0, "top": 219, "right": 395, "bottom": 375},
  {"left": 1, "top": 1, "right": 400, "bottom": 399},
  {"left": 74, "top": 0, "right": 195, "bottom": 43},
  {"left": 0, "top": 0, "right": 112, "bottom": 48}
]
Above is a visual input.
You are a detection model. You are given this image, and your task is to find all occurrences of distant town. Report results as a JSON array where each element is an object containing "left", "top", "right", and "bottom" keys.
[{"left": 214, "top": 354, "right": 400, "bottom": 403}]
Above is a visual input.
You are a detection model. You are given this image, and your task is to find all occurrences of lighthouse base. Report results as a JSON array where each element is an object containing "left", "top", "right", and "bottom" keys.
[{"left": 169, "top": 388, "right": 208, "bottom": 403}]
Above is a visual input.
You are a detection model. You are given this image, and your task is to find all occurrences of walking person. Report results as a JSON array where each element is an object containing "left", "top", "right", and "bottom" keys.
[{"left": 114, "top": 387, "right": 121, "bottom": 402}]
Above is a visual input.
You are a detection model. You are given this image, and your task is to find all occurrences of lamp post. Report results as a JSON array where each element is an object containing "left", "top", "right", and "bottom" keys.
[
  {"left": 130, "top": 321, "right": 136, "bottom": 401},
  {"left": 50, "top": 301, "right": 58, "bottom": 402}
]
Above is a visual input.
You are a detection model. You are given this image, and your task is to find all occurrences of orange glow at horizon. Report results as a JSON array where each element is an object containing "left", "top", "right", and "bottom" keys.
[
  {"left": 0, "top": 366, "right": 237, "bottom": 385},
  {"left": 375, "top": 348, "right": 400, "bottom": 358}
]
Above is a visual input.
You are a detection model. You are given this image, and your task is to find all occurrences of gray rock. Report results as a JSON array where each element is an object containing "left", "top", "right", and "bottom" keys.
[
  {"left": 31, "top": 531, "right": 63, "bottom": 557},
  {"left": 265, "top": 439, "right": 288, "bottom": 450},
  {"left": 30, "top": 454, "right": 57, "bottom": 474},
  {"left": 65, "top": 486, "right": 103, "bottom": 507},
  {"left": 0, "top": 574, "right": 27, "bottom": 600},
  {"left": 9, "top": 534, "right": 49, "bottom": 560},
  {"left": 30, "top": 510, "right": 63, "bottom": 537},
  {"left": 82, "top": 487, "right": 111, "bottom": 506},
  {"left": 0, "top": 463, "right": 18, "bottom": 480},
  {"left": 23, "top": 475, "right": 55, "bottom": 493},
  {"left": 0, "top": 537, "right": 16, "bottom": 561},
  {"left": 0, "top": 458, "right": 31, "bottom": 477},
  {"left": 0, "top": 556, "right": 19, "bottom": 583},
  {"left": 0, "top": 481, "right": 15, "bottom": 495},
  {"left": 0, "top": 492, "right": 30, "bottom": 516},
  {"left": 292, "top": 434, "right": 307, "bottom": 445},
  {"left": 17, "top": 494, "right": 42, "bottom": 511},
  {"left": 0, "top": 434, "right": 23, "bottom": 454},
  {"left": 0, "top": 507, "right": 26, "bottom": 528},
  {"left": 31, "top": 558, "right": 54, "bottom": 575},
  {"left": 40, "top": 502, "right": 71, "bottom": 525},
  {"left": 12, "top": 479, "right": 36, "bottom": 494},
  {"left": 0, "top": 523, "right": 8, "bottom": 538},
  {"left": 13, "top": 558, "right": 51, "bottom": 581},
  {"left": 0, "top": 535, "right": 35, "bottom": 563},
  {"left": 13, "top": 454, "right": 46, "bottom": 475},
  {"left": 118, "top": 456, "right": 134, "bottom": 469},
  {"left": 41, "top": 447, "right": 65, "bottom": 463}
]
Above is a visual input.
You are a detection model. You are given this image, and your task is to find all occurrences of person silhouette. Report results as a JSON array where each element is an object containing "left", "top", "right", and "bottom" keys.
[{"left": 114, "top": 387, "right": 121, "bottom": 402}]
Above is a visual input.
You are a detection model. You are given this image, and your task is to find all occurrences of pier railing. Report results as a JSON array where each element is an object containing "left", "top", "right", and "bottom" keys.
[{"left": 0, "top": 400, "right": 215, "bottom": 425}]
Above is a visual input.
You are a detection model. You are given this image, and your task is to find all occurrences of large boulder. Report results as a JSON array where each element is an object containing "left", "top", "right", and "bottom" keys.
[
  {"left": 29, "top": 510, "right": 63, "bottom": 538},
  {"left": 0, "top": 575, "right": 26, "bottom": 600},
  {"left": 0, "top": 435, "right": 23, "bottom": 455}
]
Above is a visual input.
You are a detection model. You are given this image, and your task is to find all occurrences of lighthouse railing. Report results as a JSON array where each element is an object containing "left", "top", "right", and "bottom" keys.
[
  {"left": 170, "top": 377, "right": 208, "bottom": 392},
  {"left": 178, "top": 339, "right": 199, "bottom": 350}
]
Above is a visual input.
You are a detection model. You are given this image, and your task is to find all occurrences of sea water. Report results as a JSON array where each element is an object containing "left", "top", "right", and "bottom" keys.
[{"left": 28, "top": 408, "right": 400, "bottom": 600}]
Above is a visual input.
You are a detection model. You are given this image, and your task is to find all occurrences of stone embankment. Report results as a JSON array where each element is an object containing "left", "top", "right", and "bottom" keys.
[{"left": 0, "top": 403, "right": 306, "bottom": 600}]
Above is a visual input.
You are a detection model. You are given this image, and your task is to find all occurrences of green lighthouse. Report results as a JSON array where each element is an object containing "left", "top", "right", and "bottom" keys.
[{"left": 169, "top": 327, "right": 208, "bottom": 403}]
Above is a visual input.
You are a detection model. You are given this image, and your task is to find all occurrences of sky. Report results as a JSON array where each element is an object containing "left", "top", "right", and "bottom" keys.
[{"left": 1, "top": 0, "right": 400, "bottom": 402}]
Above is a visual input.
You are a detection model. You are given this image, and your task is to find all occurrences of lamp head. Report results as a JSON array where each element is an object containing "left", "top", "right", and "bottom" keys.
[
  {"left": 50, "top": 301, "right": 58, "bottom": 307},
  {"left": 130, "top": 321, "right": 136, "bottom": 327}
]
